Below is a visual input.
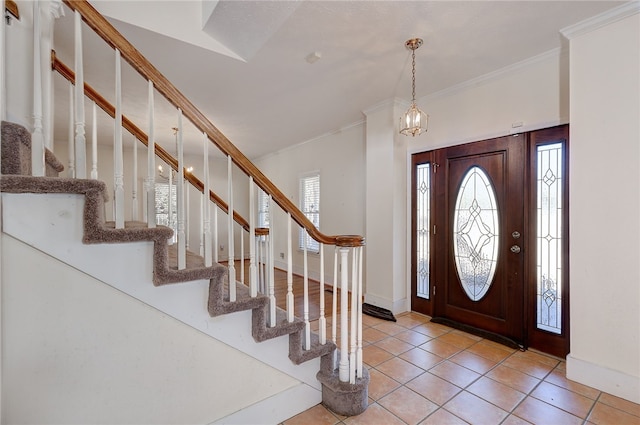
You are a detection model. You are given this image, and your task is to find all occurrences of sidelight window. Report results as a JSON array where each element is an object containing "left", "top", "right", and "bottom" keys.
[
  {"left": 536, "top": 143, "right": 563, "bottom": 334},
  {"left": 416, "top": 163, "right": 431, "bottom": 299}
]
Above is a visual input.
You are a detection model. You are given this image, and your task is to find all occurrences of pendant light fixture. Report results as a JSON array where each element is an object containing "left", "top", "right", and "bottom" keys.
[{"left": 399, "top": 38, "right": 428, "bottom": 137}]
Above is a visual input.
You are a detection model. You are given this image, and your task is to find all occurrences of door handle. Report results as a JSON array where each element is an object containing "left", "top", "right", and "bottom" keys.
[{"left": 510, "top": 245, "right": 521, "bottom": 254}]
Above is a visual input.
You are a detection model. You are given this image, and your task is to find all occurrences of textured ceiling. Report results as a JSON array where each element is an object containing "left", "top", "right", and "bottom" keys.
[{"left": 52, "top": 1, "right": 624, "bottom": 159}]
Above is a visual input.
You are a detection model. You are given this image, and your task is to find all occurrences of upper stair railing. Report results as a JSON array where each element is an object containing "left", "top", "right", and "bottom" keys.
[{"left": 22, "top": 0, "right": 366, "bottom": 384}]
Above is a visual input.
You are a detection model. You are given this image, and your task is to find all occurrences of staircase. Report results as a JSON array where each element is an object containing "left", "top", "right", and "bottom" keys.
[{"left": 1, "top": 119, "right": 369, "bottom": 422}]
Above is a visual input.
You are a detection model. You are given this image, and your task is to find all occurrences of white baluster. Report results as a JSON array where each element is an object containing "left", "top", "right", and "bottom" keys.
[
  {"left": 177, "top": 110, "right": 186, "bottom": 270},
  {"left": 303, "top": 230, "right": 311, "bottom": 350},
  {"left": 113, "top": 49, "right": 124, "bottom": 229},
  {"left": 0, "top": 0, "right": 5, "bottom": 121},
  {"left": 31, "top": 1, "right": 45, "bottom": 176},
  {"left": 203, "top": 132, "right": 212, "bottom": 266},
  {"left": 227, "top": 155, "right": 236, "bottom": 301},
  {"left": 185, "top": 179, "right": 190, "bottom": 250},
  {"left": 67, "top": 83, "right": 75, "bottom": 178},
  {"left": 356, "top": 246, "right": 364, "bottom": 378},
  {"left": 73, "top": 10, "right": 86, "bottom": 178},
  {"left": 132, "top": 137, "right": 138, "bottom": 221},
  {"left": 286, "top": 214, "right": 294, "bottom": 322},
  {"left": 43, "top": 1, "right": 64, "bottom": 151},
  {"left": 90, "top": 102, "right": 98, "bottom": 179},
  {"left": 146, "top": 81, "right": 155, "bottom": 228},
  {"left": 240, "top": 228, "right": 245, "bottom": 285},
  {"left": 349, "top": 247, "right": 358, "bottom": 384},
  {"left": 257, "top": 235, "right": 264, "bottom": 294},
  {"left": 319, "top": 243, "right": 326, "bottom": 344},
  {"left": 249, "top": 177, "right": 257, "bottom": 297},
  {"left": 339, "top": 247, "right": 349, "bottom": 382},
  {"left": 268, "top": 195, "right": 276, "bottom": 327},
  {"left": 213, "top": 207, "right": 219, "bottom": 263},
  {"left": 332, "top": 246, "right": 339, "bottom": 368},
  {"left": 168, "top": 163, "right": 173, "bottom": 241}
]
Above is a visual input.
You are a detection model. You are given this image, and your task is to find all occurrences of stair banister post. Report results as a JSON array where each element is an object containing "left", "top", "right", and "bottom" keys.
[
  {"left": 43, "top": 1, "right": 64, "bottom": 152},
  {"left": 131, "top": 136, "right": 138, "bottom": 220},
  {"left": 213, "top": 207, "right": 218, "bottom": 263},
  {"left": 268, "top": 195, "right": 276, "bottom": 327},
  {"left": 113, "top": 48, "right": 124, "bottom": 229},
  {"left": 67, "top": 83, "right": 75, "bottom": 178},
  {"left": 339, "top": 247, "right": 350, "bottom": 382},
  {"left": 146, "top": 80, "right": 155, "bottom": 228},
  {"left": 303, "top": 230, "right": 310, "bottom": 350},
  {"left": 319, "top": 243, "right": 326, "bottom": 344},
  {"left": 240, "top": 228, "right": 245, "bottom": 285},
  {"left": 176, "top": 109, "right": 186, "bottom": 270},
  {"left": 227, "top": 155, "right": 236, "bottom": 301},
  {"left": 249, "top": 177, "right": 257, "bottom": 297},
  {"left": 286, "top": 214, "right": 294, "bottom": 322},
  {"left": 1, "top": 0, "right": 5, "bottom": 121},
  {"left": 73, "top": 9, "right": 86, "bottom": 178},
  {"left": 349, "top": 247, "right": 358, "bottom": 384},
  {"left": 90, "top": 101, "right": 97, "bottom": 179},
  {"left": 332, "top": 246, "right": 338, "bottom": 369},
  {"left": 203, "top": 132, "right": 212, "bottom": 266},
  {"left": 356, "top": 245, "right": 364, "bottom": 378},
  {"left": 31, "top": 0, "right": 45, "bottom": 177}
]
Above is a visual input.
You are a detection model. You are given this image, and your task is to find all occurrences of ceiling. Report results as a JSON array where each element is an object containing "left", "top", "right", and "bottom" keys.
[{"left": 52, "top": 1, "right": 624, "bottom": 159}]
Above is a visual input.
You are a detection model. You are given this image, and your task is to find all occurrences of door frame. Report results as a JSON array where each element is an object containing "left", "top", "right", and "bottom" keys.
[{"left": 409, "top": 125, "right": 570, "bottom": 357}]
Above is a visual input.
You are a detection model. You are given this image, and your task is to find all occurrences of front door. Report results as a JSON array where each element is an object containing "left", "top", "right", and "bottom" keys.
[
  {"left": 411, "top": 125, "right": 570, "bottom": 356},
  {"left": 434, "top": 135, "right": 525, "bottom": 345}
]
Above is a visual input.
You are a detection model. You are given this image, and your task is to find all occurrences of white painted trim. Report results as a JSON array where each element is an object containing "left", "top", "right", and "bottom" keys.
[
  {"left": 561, "top": 1, "right": 640, "bottom": 40},
  {"left": 363, "top": 292, "right": 407, "bottom": 315},
  {"left": 567, "top": 354, "right": 640, "bottom": 404},
  {"left": 421, "top": 48, "right": 563, "bottom": 104},
  {"left": 210, "top": 383, "right": 321, "bottom": 425}
]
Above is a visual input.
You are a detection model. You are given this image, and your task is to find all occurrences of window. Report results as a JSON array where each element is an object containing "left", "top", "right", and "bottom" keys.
[
  {"left": 299, "top": 172, "right": 320, "bottom": 253},
  {"left": 416, "top": 163, "right": 431, "bottom": 299},
  {"left": 155, "top": 182, "right": 177, "bottom": 243},
  {"left": 258, "top": 188, "right": 270, "bottom": 228}
]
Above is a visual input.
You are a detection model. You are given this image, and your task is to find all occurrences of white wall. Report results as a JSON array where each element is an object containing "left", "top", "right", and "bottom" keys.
[
  {"left": 1, "top": 234, "right": 298, "bottom": 424},
  {"left": 5, "top": 0, "right": 35, "bottom": 128},
  {"left": 565, "top": 10, "right": 640, "bottom": 403},
  {"left": 253, "top": 123, "right": 366, "bottom": 283}
]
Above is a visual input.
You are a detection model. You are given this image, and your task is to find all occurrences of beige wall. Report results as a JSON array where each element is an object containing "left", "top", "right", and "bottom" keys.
[{"left": 566, "top": 11, "right": 640, "bottom": 403}]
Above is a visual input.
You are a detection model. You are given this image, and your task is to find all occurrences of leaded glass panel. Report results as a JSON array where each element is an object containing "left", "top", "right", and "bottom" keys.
[
  {"left": 416, "top": 163, "right": 430, "bottom": 299},
  {"left": 453, "top": 166, "right": 499, "bottom": 301},
  {"left": 536, "top": 143, "right": 563, "bottom": 334}
]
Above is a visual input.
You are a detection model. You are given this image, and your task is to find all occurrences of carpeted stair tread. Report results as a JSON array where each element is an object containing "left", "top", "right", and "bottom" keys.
[
  {"left": 2, "top": 120, "right": 64, "bottom": 176},
  {"left": 208, "top": 279, "right": 268, "bottom": 317},
  {"left": 289, "top": 330, "right": 336, "bottom": 365}
]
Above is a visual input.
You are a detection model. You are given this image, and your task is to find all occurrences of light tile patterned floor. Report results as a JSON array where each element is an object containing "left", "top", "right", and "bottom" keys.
[{"left": 283, "top": 312, "right": 640, "bottom": 425}]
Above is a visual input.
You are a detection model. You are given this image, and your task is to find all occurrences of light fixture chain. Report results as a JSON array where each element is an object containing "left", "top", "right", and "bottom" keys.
[{"left": 411, "top": 49, "right": 416, "bottom": 102}]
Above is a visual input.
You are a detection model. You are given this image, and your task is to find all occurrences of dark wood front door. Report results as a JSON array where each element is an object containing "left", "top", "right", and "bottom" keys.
[
  {"left": 412, "top": 125, "right": 570, "bottom": 357},
  {"left": 433, "top": 135, "right": 526, "bottom": 346}
]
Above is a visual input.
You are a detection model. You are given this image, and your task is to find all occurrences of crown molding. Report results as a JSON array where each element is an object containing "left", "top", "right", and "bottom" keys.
[{"left": 561, "top": 1, "right": 640, "bottom": 40}]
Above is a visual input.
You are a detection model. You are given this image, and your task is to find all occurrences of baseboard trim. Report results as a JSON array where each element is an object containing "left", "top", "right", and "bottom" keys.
[
  {"left": 363, "top": 293, "right": 408, "bottom": 315},
  {"left": 566, "top": 354, "right": 640, "bottom": 404},
  {"left": 210, "top": 383, "right": 321, "bottom": 424}
]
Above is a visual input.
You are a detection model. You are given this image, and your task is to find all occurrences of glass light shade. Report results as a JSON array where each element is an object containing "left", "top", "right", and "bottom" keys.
[{"left": 399, "top": 102, "right": 428, "bottom": 137}]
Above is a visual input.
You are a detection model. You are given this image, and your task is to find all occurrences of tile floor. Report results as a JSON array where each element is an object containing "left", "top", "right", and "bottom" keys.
[{"left": 283, "top": 312, "right": 640, "bottom": 425}]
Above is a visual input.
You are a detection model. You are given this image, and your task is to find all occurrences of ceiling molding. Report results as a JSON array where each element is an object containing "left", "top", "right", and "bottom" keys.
[
  {"left": 421, "top": 48, "right": 563, "bottom": 103},
  {"left": 560, "top": 1, "right": 640, "bottom": 40}
]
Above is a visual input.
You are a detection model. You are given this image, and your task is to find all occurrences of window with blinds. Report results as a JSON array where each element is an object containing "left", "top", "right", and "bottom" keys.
[{"left": 299, "top": 172, "right": 320, "bottom": 253}]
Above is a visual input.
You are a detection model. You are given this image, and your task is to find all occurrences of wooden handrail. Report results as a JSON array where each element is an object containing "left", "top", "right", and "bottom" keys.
[
  {"left": 61, "top": 0, "right": 364, "bottom": 248},
  {"left": 5, "top": 0, "right": 19, "bottom": 20},
  {"left": 52, "top": 51, "right": 251, "bottom": 231}
]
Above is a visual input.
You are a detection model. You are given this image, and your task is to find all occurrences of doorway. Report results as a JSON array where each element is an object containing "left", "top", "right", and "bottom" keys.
[{"left": 411, "top": 125, "right": 569, "bottom": 357}]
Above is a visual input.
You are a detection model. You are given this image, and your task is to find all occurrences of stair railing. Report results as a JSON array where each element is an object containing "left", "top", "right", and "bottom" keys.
[{"left": 49, "top": 0, "right": 365, "bottom": 383}]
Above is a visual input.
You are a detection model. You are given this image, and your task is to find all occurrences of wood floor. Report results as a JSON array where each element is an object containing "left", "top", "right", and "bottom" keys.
[{"left": 237, "top": 259, "right": 348, "bottom": 323}]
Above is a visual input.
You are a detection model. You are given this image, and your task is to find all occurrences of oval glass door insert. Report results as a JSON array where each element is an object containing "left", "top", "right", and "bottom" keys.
[{"left": 453, "top": 166, "right": 499, "bottom": 301}]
